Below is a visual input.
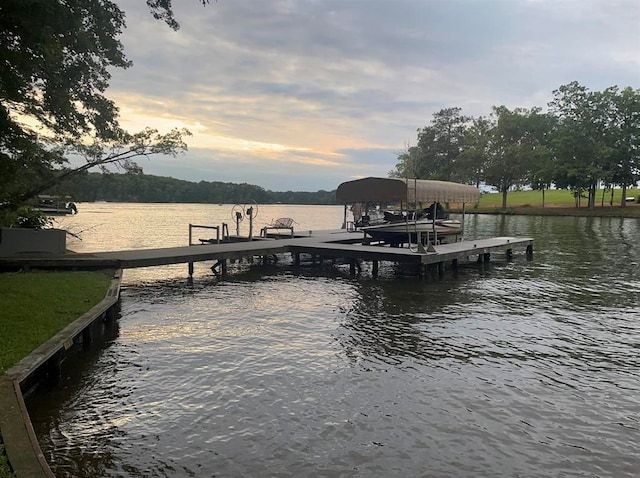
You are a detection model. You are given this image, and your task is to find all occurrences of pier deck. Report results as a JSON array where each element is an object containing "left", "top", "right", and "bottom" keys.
[{"left": 0, "top": 229, "right": 533, "bottom": 276}]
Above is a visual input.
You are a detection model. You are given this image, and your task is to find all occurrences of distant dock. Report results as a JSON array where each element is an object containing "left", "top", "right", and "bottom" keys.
[{"left": 0, "top": 229, "right": 533, "bottom": 278}]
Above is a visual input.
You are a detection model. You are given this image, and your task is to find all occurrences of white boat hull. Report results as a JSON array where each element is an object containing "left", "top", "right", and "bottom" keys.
[{"left": 362, "top": 219, "right": 462, "bottom": 245}]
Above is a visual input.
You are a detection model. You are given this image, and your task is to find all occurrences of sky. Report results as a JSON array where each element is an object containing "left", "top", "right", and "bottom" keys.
[{"left": 105, "top": 0, "right": 640, "bottom": 192}]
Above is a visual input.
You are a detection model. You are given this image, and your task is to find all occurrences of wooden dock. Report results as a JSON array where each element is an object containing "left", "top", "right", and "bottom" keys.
[{"left": 0, "top": 229, "right": 533, "bottom": 278}]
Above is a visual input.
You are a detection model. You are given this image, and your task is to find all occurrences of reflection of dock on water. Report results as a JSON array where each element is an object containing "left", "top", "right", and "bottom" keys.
[{"left": 0, "top": 227, "right": 533, "bottom": 278}]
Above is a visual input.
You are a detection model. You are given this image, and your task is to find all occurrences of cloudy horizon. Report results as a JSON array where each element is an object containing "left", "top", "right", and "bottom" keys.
[{"left": 105, "top": 0, "right": 639, "bottom": 192}]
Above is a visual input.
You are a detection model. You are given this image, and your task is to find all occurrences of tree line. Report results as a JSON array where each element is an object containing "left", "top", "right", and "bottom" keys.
[
  {"left": 390, "top": 82, "right": 640, "bottom": 209},
  {"left": 53, "top": 172, "right": 336, "bottom": 205}
]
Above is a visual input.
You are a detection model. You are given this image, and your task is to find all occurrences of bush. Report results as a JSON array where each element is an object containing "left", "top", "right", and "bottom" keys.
[{"left": 0, "top": 207, "right": 52, "bottom": 229}]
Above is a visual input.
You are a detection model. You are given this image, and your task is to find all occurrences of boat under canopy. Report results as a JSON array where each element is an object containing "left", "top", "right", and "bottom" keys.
[
  {"left": 336, "top": 177, "right": 480, "bottom": 247},
  {"left": 335, "top": 177, "right": 480, "bottom": 205}
]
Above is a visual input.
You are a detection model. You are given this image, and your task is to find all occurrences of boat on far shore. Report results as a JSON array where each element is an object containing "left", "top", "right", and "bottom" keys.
[{"left": 35, "top": 195, "right": 78, "bottom": 215}]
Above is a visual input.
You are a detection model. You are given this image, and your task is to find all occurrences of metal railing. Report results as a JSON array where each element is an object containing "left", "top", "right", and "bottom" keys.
[{"left": 188, "top": 224, "right": 221, "bottom": 245}]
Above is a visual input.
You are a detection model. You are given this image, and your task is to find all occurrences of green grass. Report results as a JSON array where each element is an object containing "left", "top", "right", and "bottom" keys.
[
  {"left": 476, "top": 188, "right": 640, "bottom": 209},
  {"left": 446, "top": 188, "right": 640, "bottom": 216},
  {"left": 0, "top": 270, "right": 113, "bottom": 375},
  {"left": 0, "top": 270, "right": 113, "bottom": 477}
]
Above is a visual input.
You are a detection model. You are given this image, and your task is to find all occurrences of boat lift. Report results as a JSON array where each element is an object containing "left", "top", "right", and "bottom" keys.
[{"left": 336, "top": 177, "right": 481, "bottom": 252}]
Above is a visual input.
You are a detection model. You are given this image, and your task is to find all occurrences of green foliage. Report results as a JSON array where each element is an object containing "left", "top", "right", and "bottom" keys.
[
  {"left": 0, "top": 206, "right": 53, "bottom": 229},
  {"left": 456, "top": 116, "right": 492, "bottom": 187},
  {"left": 391, "top": 108, "right": 470, "bottom": 181},
  {"left": 0, "top": 0, "right": 193, "bottom": 215},
  {"left": 146, "top": 0, "right": 211, "bottom": 30},
  {"left": 483, "top": 106, "right": 553, "bottom": 208},
  {"left": 0, "top": 0, "right": 129, "bottom": 199},
  {"left": 394, "top": 82, "right": 640, "bottom": 211},
  {"left": 11, "top": 127, "right": 192, "bottom": 208}
]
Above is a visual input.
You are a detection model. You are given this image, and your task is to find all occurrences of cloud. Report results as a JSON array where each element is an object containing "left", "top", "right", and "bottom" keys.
[{"left": 106, "top": 0, "right": 640, "bottom": 191}]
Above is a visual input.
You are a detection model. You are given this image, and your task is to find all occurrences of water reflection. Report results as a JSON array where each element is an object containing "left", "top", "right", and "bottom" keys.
[{"left": 25, "top": 316, "right": 122, "bottom": 476}]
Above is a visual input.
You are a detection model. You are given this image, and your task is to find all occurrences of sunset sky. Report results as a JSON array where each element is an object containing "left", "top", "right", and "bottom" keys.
[{"left": 107, "top": 0, "right": 640, "bottom": 191}]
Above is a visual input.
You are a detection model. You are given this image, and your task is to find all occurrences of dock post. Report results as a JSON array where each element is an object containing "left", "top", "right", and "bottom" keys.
[
  {"left": 477, "top": 253, "right": 490, "bottom": 264},
  {"left": 248, "top": 210, "right": 254, "bottom": 240},
  {"left": 437, "top": 261, "right": 444, "bottom": 277},
  {"left": 341, "top": 204, "right": 347, "bottom": 229},
  {"left": 506, "top": 248, "right": 513, "bottom": 261},
  {"left": 82, "top": 325, "right": 93, "bottom": 348},
  {"left": 294, "top": 253, "right": 300, "bottom": 266},
  {"left": 221, "top": 259, "right": 227, "bottom": 276},
  {"left": 526, "top": 244, "right": 533, "bottom": 260},
  {"left": 188, "top": 262, "right": 194, "bottom": 276},
  {"left": 372, "top": 260, "right": 379, "bottom": 277},
  {"left": 350, "top": 259, "right": 356, "bottom": 275},
  {"left": 451, "top": 258, "right": 458, "bottom": 271},
  {"left": 477, "top": 255, "right": 485, "bottom": 274}
]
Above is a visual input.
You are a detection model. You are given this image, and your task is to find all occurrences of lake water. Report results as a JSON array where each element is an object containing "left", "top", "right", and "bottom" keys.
[{"left": 26, "top": 203, "right": 640, "bottom": 477}]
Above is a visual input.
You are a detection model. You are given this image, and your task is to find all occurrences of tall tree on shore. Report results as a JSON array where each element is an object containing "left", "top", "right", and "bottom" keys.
[
  {"left": 389, "top": 143, "right": 422, "bottom": 179},
  {"left": 548, "top": 81, "right": 613, "bottom": 209},
  {"left": 606, "top": 86, "right": 640, "bottom": 206},
  {"left": 411, "top": 107, "right": 470, "bottom": 181},
  {"left": 0, "top": 0, "right": 197, "bottom": 216},
  {"left": 483, "top": 106, "right": 547, "bottom": 209},
  {"left": 457, "top": 116, "right": 492, "bottom": 187},
  {"left": 524, "top": 110, "right": 556, "bottom": 208}
]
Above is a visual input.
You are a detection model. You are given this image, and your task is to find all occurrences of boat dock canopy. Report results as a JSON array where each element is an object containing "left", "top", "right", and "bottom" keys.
[{"left": 336, "top": 177, "right": 480, "bottom": 204}]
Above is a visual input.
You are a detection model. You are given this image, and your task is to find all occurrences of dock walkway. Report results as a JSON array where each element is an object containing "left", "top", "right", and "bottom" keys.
[{"left": 0, "top": 229, "right": 533, "bottom": 277}]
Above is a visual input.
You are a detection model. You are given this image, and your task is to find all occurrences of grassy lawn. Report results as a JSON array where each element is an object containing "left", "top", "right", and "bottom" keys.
[
  {"left": 0, "top": 270, "right": 113, "bottom": 375},
  {"left": 450, "top": 188, "right": 640, "bottom": 216},
  {"left": 477, "top": 188, "right": 640, "bottom": 208},
  {"left": 0, "top": 270, "right": 113, "bottom": 477}
]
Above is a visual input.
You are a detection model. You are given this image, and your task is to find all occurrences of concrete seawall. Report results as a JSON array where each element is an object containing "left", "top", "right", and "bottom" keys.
[{"left": 0, "top": 270, "right": 122, "bottom": 477}]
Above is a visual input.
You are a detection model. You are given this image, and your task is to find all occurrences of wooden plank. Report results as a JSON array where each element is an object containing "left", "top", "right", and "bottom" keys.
[
  {"left": 288, "top": 242, "right": 429, "bottom": 264},
  {"left": 428, "top": 237, "right": 533, "bottom": 264}
]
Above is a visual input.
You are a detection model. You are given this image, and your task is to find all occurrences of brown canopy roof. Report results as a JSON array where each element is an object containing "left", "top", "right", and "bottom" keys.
[{"left": 335, "top": 177, "right": 480, "bottom": 204}]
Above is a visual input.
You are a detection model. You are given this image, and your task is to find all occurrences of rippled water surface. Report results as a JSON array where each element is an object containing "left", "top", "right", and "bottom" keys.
[{"left": 26, "top": 204, "right": 640, "bottom": 477}]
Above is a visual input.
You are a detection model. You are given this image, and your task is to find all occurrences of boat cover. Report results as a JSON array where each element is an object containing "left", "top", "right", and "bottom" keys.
[{"left": 336, "top": 177, "right": 480, "bottom": 204}]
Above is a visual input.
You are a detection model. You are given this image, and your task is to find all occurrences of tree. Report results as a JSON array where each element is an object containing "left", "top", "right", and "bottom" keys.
[
  {"left": 415, "top": 107, "right": 470, "bottom": 180},
  {"left": 524, "top": 111, "right": 556, "bottom": 207},
  {"left": 607, "top": 86, "right": 640, "bottom": 206},
  {"left": 548, "top": 82, "right": 612, "bottom": 209},
  {"left": 483, "top": 106, "right": 545, "bottom": 209},
  {"left": 0, "top": 0, "right": 198, "bottom": 218},
  {"left": 457, "top": 116, "right": 492, "bottom": 187},
  {"left": 146, "top": 1, "right": 211, "bottom": 31},
  {"left": 15, "top": 127, "right": 191, "bottom": 205},
  {"left": 389, "top": 143, "right": 422, "bottom": 178},
  {"left": 391, "top": 108, "right": 471, "bottom": 181}
]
